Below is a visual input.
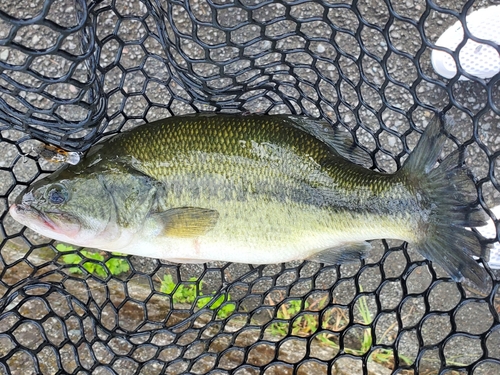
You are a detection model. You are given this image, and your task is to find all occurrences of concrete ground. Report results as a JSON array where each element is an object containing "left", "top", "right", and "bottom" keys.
[{"left": 0, "top": 0, "right": 499, "bottom": 374}]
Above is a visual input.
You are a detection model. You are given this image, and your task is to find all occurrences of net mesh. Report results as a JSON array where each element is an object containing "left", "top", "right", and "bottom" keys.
[{"left": 0, "top": 0, "right": 499, "bottom": 374}]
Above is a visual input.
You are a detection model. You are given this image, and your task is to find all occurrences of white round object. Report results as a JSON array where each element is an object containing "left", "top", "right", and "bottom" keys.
[
  {"left": 476, "top": 205, "right": 500, "bottom": 270},
  {"left": 431, "top": 5, "right": 500, "bottom": 80}
]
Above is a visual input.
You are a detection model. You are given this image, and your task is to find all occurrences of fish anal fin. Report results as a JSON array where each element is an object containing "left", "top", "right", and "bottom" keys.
[
  {"left": 151, "top": 207, "right": 219, "bottom": 238},
  {"left": 307, "top": 242, "right": 371, "bottom": 264}
]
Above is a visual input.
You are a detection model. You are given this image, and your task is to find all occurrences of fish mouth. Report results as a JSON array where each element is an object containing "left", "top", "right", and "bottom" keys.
[
  {"left": 10, "top": 203, "right": 82, "bottom": 242},
  {"left": 10, "top": 203, "right": 58, "bottom": 231}
]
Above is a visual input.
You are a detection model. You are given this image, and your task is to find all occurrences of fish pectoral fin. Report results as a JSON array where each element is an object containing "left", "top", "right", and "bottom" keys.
[
  {"left": 307, "top": 242, "right": 371, "bottom": 264},
  {"left": 151, "top": 207, "right": 220, "bottom": 238}
]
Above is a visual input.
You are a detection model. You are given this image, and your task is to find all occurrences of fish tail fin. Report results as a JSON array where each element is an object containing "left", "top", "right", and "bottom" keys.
[{"left": 401, "top": 113, "right": 490, "bottom": 288}]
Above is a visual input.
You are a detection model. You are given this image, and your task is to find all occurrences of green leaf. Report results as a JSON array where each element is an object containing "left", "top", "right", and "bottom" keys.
[
  {"left": 58, "top": 246, "right": 129, "bottom": 277},
  {"left": 161, "top": 275, "right": 176, "bottom": 294},
  {"left": 105, "top": 258, "right": 130, "bottom": 276},
  {"left": 69, "top": 266, "right": 82, "bottom": 274},
  {"left": 62, "top": 254, "right": 82, "bottom": 264},
  {"left": 81, "top": 250, "right": 104, "bottom": 261},
  {"left": 160, "top": 276, "right": 234, "bottom": 317},
  {"left": 216, "top": 302, "right": 236, "bottom": 319},
  {"left": 93, "top": 265, "right": 107, "bottom": 278},
  {"left": 56, "top": 243, "right": 75, "bottom": 252},
  {"left": 83, "top": 262, "right": 96, "bottom": 274},
  {"left": 197, "top": 296, "right": 212, "bottom": 308},
  {"left": 211, "top": 295, "right": 226, "bottom": 309}
]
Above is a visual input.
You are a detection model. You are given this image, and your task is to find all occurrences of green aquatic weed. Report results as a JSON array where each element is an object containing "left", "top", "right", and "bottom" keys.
[
  {"left": 269, "top": 299, "right": 317, "bottom": 337},
  {"left": 56, "top": 243, "right": 130, "bottom": 277},
  {"left": 160, "top": 275, "right": 235, "bottom": 319}
]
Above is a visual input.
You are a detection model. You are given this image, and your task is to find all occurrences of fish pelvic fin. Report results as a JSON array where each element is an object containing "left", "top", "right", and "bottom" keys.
[{"left": 400, "top": 113, "right": 490, "bottom": 289}]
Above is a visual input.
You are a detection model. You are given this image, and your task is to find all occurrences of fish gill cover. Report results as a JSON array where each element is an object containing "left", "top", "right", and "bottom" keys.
[{"left": 0, "top": 0, "right": 499, "bottom": 374}]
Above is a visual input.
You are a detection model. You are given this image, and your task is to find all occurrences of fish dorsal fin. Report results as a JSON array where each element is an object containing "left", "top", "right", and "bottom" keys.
[
  {"left": 306, "top": 242, "right": 371, "bottom": 264},
  {"left": 284, "top": 116, "right": 372, "bottom": 167},
  {"left": 149, "top": 207, "right": 219, "bottom": 238}
]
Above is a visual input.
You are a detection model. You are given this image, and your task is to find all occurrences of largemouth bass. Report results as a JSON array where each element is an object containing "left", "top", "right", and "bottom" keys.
[{"left": 9, "top": 113, "right": 489, "bottom": 287}]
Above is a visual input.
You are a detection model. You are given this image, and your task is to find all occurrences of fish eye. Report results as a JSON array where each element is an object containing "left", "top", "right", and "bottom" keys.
[{"left": 47, "top": 185, "right": 68, "bottom": 205}]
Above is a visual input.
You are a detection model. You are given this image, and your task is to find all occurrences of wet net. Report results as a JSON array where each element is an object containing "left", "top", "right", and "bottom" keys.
[{"left": 0, "top": 0, "right": 499, "bottom": 374}]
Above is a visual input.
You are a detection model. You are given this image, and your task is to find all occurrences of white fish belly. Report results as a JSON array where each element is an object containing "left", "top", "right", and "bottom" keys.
[{"left": 114, "top": 200, "right": 414, "bottom": 264}]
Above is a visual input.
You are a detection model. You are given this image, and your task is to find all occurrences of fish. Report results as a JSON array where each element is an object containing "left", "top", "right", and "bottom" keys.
[{"left": 9, "top": 113, "right": 490, "bottom": 287}]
